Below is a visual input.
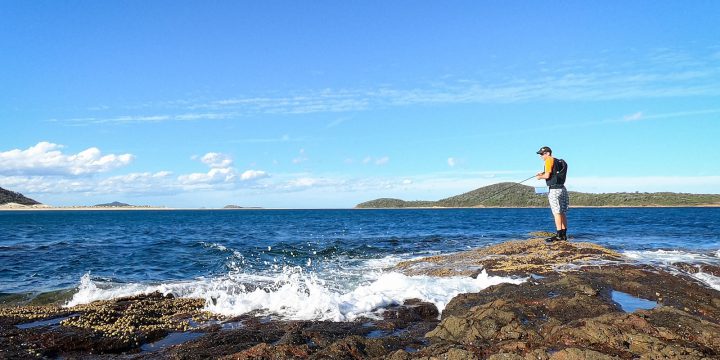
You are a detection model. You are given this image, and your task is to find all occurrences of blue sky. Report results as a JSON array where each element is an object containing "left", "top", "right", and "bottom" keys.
[{"left": 1, "top": 1, "right": 719, "bottom": 208}]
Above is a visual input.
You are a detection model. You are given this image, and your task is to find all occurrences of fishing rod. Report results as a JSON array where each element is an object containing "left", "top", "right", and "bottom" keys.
[{"left": 475, "top": 175, "right": 537, "bottom": 205}]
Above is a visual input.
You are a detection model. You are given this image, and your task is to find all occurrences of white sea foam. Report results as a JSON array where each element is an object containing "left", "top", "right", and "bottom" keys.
[
  {"left": 691, "top": 272, "right": 720, "bottom": 291},
  {"left": 363, "top": 254, "right": 416, "bottom": 270},
  {"left": 622, "top": 250, "right": 720, "bottom": 265},
  {"left": 201, "top": 242, "right": 228, "bottom": 252},
  {"left": 66, "top": 268, "right": 526, "bottom": 321},
  {"left": 621, "top": 250, "right": 720, "bottom": 292},
  {"left": 66, "top": 274, "right": 158, "bottom": 307}
]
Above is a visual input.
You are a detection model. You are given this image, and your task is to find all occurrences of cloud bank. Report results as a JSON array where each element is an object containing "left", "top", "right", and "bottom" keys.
[
  {"left": 0, "top": 144, "right": 269, "bottom": 199},
  {"left": 0, "top": 142, "right": 133, "bottom": 176}
]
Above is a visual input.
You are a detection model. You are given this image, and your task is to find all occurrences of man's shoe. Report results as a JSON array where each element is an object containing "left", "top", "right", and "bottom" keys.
[{"left": 545, "top": 235, "right": 561, "bottom": 243}]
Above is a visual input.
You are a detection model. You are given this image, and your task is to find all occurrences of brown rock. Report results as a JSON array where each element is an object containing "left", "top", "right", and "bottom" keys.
[{"left": 393, "top": 239, "right": 623, "bottom": 277}]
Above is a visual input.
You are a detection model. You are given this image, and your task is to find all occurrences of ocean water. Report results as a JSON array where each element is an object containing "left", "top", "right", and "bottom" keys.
[{"left": 1, "top": 208, "right": 719, "bottom": 320}]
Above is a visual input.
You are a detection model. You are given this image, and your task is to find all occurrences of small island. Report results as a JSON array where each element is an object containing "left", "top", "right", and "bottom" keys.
[
  {"left": 223, "top": 205, "right": 263, "bottom": 209},
  {"left": 93, "top": 201, "right": 132, "bottom": 207}
]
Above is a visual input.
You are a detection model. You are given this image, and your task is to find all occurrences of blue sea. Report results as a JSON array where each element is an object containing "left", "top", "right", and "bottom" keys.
[{"left": 2, "top": 208, "right": 719, "bottom": 320}]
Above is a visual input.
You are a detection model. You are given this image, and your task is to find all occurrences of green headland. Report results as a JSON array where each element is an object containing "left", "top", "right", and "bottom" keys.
[{"left": 356, "top": 183, "right": 720, "bottom": 208}]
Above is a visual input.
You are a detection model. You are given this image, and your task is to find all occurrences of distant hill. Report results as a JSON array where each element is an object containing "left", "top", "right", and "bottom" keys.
[
  {"left": 356, "top": 183, "right": 720, "bottom": 208},
  {"left": 94, "top": 201, "right": 131, "bottom": 207},
  {"left": 0, "top": 187, "right": 41, "bottom": 206}
]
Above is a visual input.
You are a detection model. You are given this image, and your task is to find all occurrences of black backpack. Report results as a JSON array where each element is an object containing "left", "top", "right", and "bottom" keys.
[{"left": 554, "top": 158, "right": 568, "bottom": 185}]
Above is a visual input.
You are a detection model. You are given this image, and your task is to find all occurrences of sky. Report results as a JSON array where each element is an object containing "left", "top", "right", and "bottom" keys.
[{"left": 1, "top": 1, "right": 719, "bottom": 208}]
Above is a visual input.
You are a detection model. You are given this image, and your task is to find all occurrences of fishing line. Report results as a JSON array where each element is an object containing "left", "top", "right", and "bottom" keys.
[{"left": 475, "top": 175, "right": 537, "bottom": 205}]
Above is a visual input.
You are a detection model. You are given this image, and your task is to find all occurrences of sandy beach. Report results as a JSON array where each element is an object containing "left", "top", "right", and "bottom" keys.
[{"left": 0, "top": 203, "right": 170, "bottom": 211}]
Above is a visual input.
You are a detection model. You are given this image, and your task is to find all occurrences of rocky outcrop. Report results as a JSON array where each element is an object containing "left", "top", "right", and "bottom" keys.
[
  {"left": 393, "top": 237, "right": 624, "bottom": 277},
  {"left": 2, "top": 238, "right": 719, "bottom": 359},
  {"left": 423, "top": 267, "right": 720, "bottom": 359},
  {"left": 0, "top": 292, "right": 207, "bottom": 358}
]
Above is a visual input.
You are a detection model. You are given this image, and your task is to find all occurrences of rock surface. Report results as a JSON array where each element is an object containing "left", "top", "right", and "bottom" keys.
[
  {"left": 2, "top": 237, "right": 719, "bottom": 359},
  {"left": 393, "top": 237, "right": 624, "bottom": 277}
]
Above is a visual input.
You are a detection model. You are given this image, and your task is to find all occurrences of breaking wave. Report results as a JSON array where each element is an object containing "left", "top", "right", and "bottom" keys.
[
  {"left": 622, "top": 249, "right": 720, "bottom": 265},
  {"left": 66, "top": 264, "right": 525, "bottom": 321}
]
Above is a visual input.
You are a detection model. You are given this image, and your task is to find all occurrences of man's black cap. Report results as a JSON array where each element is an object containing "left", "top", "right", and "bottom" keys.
[{"left": 536, "top": 146, "right": 552, "bottom": 154}]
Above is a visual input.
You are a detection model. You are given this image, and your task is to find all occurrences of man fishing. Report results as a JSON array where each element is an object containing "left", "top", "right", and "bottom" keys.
[{"left": 535, "top": 146, "right": 568, "bottom": 242}]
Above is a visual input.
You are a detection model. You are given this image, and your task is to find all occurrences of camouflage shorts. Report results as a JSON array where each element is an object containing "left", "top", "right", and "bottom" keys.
[{"left": 548, "top": 187, "right": 569, "bottom": 214}]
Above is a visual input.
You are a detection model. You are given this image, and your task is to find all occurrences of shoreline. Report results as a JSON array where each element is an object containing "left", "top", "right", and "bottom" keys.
[
  {"left": 2, "top": 237, "right": 719, "bottom": 358},
  {"left": 2, "top": 204, "right": 720, "bottom": 211},
  {"left": 355, "top": 204, "right": 720, "bottom": 209}
]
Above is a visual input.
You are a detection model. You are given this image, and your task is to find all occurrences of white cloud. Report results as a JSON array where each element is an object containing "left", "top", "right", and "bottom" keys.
[
  {"left": 360, "top": 156, "right": 389, "bottom": 166},
  {"left": 178, "top": 167, "right": 235, "bottom": 185},
  {"left": 289, "top": 177, "right": 319, "bottom": 187},
  {"left": 447, "top": 157, "right": 456, "bottom": 167},
  {"left": 179, "top": 152, "right": 268, "bottom": 186},
  {"left": 0, "top": 142, "right": 133, "bottom": 176},
  {"left": 4, "top": 164, "right": 719, "bottom": 207},
  {"left": 375, "top": 156, "right": 390, "bottom": 165},
  {"left": 201, "top": 152, "right": 233, "bottom": 168},
  {"left": 567, "top": 176, "right": 720, "bottom": 193},
  {"left": 240, "top": 170, "right": 268, "bottom": 181},
  {"left": 97, "top": 172, "right": 176, "bottom": 194},
  {"left": 0, "top": 171, "right": 175, "bottom": 197},
  {"left": 623, "top": 111, "right": 644, "bottom": 121},
  {"left": 0, "top": 147, "right": 272, "bottom": 202},
  {"left": 179, "top": 152, "right": 238, "bottom": 186}
]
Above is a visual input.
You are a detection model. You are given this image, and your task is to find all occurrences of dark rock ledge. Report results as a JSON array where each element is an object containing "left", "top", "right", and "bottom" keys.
[{"left": 2, "top": 236, "right": 720, "bottom": 359}]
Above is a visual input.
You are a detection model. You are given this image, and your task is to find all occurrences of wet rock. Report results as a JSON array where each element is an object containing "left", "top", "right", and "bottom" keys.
[
  {"left": 0, "top": 291, "right": 212, "bottom": 358},
  {"left": 420, "top": 261, "right": 720, "bottom": 359},
  {"left": 300, "top": 321, "right": 373, "bottom": 347},
  {"left": 393, "top": 239, "right": 623, "bottom": 277},
  {"left": 219, "top": 342, "right": 311, "bottom": 359},
  {"left": 0, "top": 304, "right": 70, "bottom": 324},
  {"left": 160, "top": 317, "right": 286, "bottom": 359},
  {"left": 386, "top": 343, "right": 481, "bottom": 360},
  {"left": 673, "top": 262, "right": 720, "bottom": 277},
  {"left": 548, "top": 348, "right": 617, "bottom": 359},
  {"left": 310, "top": 335, "right": 371, "bottom": 359},
  {"left": 382, "top": 299, "right": 439, "bottom": 324}
]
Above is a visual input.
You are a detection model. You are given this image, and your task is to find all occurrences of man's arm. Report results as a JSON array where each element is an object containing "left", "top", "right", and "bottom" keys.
[{"left": 536, "top": 158, "right": 553, "bottom": 180}]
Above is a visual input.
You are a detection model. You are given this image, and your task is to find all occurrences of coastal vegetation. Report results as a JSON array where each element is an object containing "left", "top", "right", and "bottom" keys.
[
  {"left": 0, "top": 187, "right": 40, "bottom": 206},
  {"left": 356, "top": 183, "right": 720, "bottom": 208}
]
